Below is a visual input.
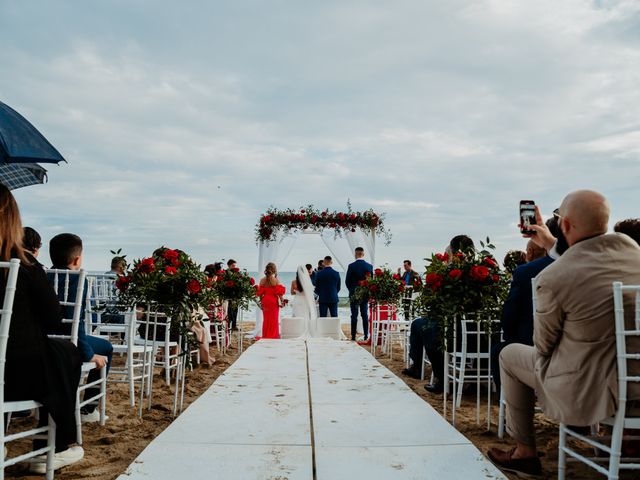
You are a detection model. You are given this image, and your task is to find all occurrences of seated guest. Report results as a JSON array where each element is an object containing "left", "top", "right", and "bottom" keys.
[
  {"left": 0, "top": 185, "right": 84, "bottom": 472},
  {"left": 106, "top": 255, "right": 126, "bottom": 275},
  {"left": 502, "top": 250, "right": 526, "bottom": 276},
  {"left": 614, "top": 218, "right": 640, "bottom": 246},
  {"left": 402, "top": 235, "right": 474, "bottom": 390},
  {"left": 48, "top": 233, "right": 114, "bottom": 423},
  {"left": 490, "top": 217, "right": 565, "bottom": 391},
  {"left": 23, "top": 226, "right": 43, "bottom": 262},
  {"left": 307, "top": 263, "right": 316, "bottom": 285},
  {"left": 488, "top": 190, "right": 640, "bottom": 475}
]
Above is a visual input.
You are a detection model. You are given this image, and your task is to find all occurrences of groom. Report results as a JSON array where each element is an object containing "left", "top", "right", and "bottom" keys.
[
  {"left": 345, "top": 247, "right": 373, "bottom": 341},
  {"left": 314, "top": 255, "right": 341, "bottom": 317}
]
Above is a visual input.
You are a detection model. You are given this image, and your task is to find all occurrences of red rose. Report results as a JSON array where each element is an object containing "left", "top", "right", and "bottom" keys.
[
  {"left": 137, "top": 257, "right": 156, "bottom": 273},
  {"left": 425, "top": 273, "right": 444, "bottom": 291},
  {"left": 186, "top": 279, "right": 201, "bottom": 294},
  {"left": 231, "top": 267, "right": 240, "bottom": 273},
  {"left": 374, "top": 268, "right": 383, "bottom": 277},
  {"left": 311, "top": 215, "right": 319, "bottom": 223},
  {"left": 454, "top": 252, "right": 465, "bottom": 260},
  {"left": 163, "top": 249, "right": 179, "bottom": 262},
  {"left": 435, "top": 253, "right": 450, "bottom": 262},
  {"left": 469, "top": 265, "right": 490, "bottom": 282},
  {"left": 398, "top": 284, "right": 405, "bottom": 292},
  {"left": 369, "top": 284, "right": 378, "bottom": 292},
  {"left": 358, "top": 279, "right": 368, "bottom": 287},
  {"left": 225, "top": 280, "right": 235, "bottom": 288},
  {"left": 216, "top": 269, "right": 225, "bottom": 276},
  {"left": 392, "top": 273, "right": 401, "bottom": 280},
  {"left": 115, "top": 275, "right": 130, "bottom": 291},
  {"left": 492, "top": 274, "right": 499, "bottom": 282},
  {"left": 484, "top": 257, "right": 498, "bottom": 268},
  {"left": 300, "top": 209, "right": 305, "bottom": 213},
  {"left": 448, "top": 269, "right": 462, "bottom": 281},
  {"left": 250, "top": 277, "right": 255, "bottom": 285},
  {"left": 165, "top": 266, "right": 177, "bottom": 275}
]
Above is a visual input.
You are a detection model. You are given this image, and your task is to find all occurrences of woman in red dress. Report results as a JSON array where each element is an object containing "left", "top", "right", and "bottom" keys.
[{"left": 256, "top": 262, "right": 285, "bottom": 339}]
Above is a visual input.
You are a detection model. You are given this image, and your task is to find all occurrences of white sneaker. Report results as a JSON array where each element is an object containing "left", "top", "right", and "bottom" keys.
[
  {"left": 80, "top": 409, "right": 108, "bottom": 423},
  {"left": 29, "top": 446, "right": 84, "bottom": 473}
]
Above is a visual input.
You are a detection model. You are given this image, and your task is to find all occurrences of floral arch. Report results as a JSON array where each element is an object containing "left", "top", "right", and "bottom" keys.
[{"left": 250, "top": 204, "right": 391, "bottom": 337}]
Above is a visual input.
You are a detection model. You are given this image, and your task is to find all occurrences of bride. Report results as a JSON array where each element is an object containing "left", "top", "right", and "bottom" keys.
[{"left": 290, "top": 265, "right": 318, "bottom": 338}]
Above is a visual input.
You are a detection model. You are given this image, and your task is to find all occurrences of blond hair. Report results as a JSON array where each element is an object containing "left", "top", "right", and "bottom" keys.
[
  {"left": 264, "top": 262, "right": 278, "bottom": 286},
  {"left": 0, "top": 185, "right": 28, "bottom": 263}
]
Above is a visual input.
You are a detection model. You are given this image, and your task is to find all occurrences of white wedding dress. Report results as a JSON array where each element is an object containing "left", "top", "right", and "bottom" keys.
[{"left": 291, "top": 265, "right": 318, "bottom": 338}]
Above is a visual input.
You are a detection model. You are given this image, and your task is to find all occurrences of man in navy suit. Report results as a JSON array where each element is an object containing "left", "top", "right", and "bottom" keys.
[
  {"left": 314, "top": 255, "right": 341, "bottom": 318},
  {"left": 345, "top": 247, "right": 374, "bottom": 341},
  {"left": 490, "top": 237, "right": 559, "bottom": 390}
]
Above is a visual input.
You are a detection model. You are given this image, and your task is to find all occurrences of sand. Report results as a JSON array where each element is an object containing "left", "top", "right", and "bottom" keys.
[{"left": 5, "top": 324, "right": 633, "bottom": 479}]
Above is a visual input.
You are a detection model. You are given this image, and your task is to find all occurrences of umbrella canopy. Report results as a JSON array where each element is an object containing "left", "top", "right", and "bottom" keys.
[
  {"left": 0, "top": 101, "right": 66, "bottom": 164},
  {"left": 0, "top": 162, "right": 47, "bottom": 190}
]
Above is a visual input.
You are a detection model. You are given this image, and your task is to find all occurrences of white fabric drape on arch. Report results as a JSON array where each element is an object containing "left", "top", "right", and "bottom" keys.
[
  {"left": 320, "top": 229, "right": 376, "bottom": 269},
  {"left": 252, "top": 232, "right": 300, "bottom": 337}
]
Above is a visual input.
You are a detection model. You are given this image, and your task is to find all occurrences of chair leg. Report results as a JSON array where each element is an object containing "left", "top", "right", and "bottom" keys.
[
  {"left": 76, "top": 388, "right": 83, "bottom": 445},
  {"left": 45, "top": 414, "right": 56, "bottom": 480},
  {"left": 99, "top": 368, "right": 107, "bottom": 426},
  {"left": 456, "top": 358, "right": 465, "bottom": 409},
  {"left": 558, "top": 423, "right": 567, "bottom": 480},
  {"left": 608, "top": 417, "right": 624, "bottom": 480},
  {"left": 164, "top": 347, "right": 170, "bottom": 385},
  {"left": 128, "top": 354, "right": 135, "bottom": 407},
  {"left": 498, "top": 387, "right": 506, "bottom": 439}
]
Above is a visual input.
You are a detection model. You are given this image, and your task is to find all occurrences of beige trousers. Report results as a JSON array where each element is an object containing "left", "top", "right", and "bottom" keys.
[{"left": 500, "top": 343, "right": 537, "bottom": 447}]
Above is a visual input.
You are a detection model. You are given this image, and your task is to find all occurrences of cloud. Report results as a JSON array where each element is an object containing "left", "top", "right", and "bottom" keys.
[{"left": 1, "top": 0, "right": 639, "bottom": 272}]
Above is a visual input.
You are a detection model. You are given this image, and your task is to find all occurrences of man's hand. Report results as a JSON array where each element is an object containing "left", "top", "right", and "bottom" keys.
[
  {"left": 90, "top": 354, "right": 108, "bottom": 369},
  {"left": 522, "top": 205, "right": 556, "bottom": 251}
]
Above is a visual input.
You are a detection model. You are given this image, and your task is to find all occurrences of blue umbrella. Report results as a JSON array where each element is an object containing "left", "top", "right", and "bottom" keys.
[
  {"left": 0, "top": 101, "right": 66, "bottom": 164},
  {"left": 0, "top": 162, "right": 48, "bottom": 190}
]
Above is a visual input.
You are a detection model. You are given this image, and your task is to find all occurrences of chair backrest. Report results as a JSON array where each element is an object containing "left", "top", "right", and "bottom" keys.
[
  {"left": 281, "top": 317, "right": 306, "bottom": 339},
  {"left": 0, "top": 259, "right": 21, "bottom": 407},
  {"left": 316, "top": 317, "right": 342, "bottom": 340},
  {"left": 46, "top": 268, "right": 87, "bottom": 346},
  {"left": 612, "top": 282, "right": 640, "bottom": 415},
  {"left": 459, "top": 315, "right": 500, "bottom": 356},
  {"left": 87, "top": 274, "right": 117, "bottom": 303}
]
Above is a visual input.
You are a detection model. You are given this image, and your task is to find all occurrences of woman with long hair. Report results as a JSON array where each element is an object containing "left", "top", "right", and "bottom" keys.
[
  {"left": 0, "top": 185, "right": 84, "bottom": 471},
  {"left": 256, "top": 262, "right": 285, "bottom": 339}
]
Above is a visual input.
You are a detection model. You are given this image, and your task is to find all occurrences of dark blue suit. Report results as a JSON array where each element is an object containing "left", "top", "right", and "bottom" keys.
[
  {"left": 314, "top": 266, "right": 341, "bottom": 318},
  {"left": 491, "top": 255, "right": 554, "bottom": 389},
  {"left": 345, "top": 259, "right": 373, "bottom": 340}
]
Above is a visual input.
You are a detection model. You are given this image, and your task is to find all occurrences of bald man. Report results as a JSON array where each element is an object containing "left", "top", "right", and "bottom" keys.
[{"left": 488, "top": 190, "right": 640, "bottom": 475}]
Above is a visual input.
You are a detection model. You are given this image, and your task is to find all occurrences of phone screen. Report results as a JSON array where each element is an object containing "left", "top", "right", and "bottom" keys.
[{"left": 520, "top": 201, "right": 536, "bottom": 234}]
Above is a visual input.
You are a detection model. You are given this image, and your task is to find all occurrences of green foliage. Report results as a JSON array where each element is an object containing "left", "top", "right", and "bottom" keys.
[{"left": 351, "top": 267, "right": 406, "bottom": 306}]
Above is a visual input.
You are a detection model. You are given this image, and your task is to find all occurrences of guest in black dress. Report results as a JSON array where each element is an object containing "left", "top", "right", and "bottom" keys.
[{"left": 0, "top": 185, "right": 83, "bottom": 470}]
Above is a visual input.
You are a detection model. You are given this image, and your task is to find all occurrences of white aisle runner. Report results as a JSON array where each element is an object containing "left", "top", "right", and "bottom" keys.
[{"left": 118, "top": 339, "right": 505, "bottom": 480}]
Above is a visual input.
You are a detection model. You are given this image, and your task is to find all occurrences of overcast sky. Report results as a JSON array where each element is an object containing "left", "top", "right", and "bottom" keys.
[{"left": 1, "top": 0, "right": 639, "bottom": 272}]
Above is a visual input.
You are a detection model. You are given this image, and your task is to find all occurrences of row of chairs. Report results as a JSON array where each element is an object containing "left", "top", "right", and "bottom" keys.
[{"left": 397, "top": 281, "right": 640, "bottom": 479}]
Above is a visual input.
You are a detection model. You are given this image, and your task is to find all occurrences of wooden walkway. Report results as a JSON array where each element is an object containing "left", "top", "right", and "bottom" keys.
[{"left": 118, "top": 339, "right": 505, "bottom": 479}]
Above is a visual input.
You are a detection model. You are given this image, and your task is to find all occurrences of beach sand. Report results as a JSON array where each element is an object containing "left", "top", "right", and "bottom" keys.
[{"left": 5, "top": 323, "right": 632, "bottom": 479}]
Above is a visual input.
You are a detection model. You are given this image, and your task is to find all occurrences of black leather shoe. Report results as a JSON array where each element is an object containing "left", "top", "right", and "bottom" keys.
[
  {"left": 424, "top": 382, "right": 444, "bottom": 394},
  {"left": 401, "top": 367, "right": 422, "bottom": 379}
]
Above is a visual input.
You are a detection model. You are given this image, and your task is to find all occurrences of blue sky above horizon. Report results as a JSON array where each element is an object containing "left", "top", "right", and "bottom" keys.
[{"left": 1, "top": 0, "right": 639, "bottom": 272}]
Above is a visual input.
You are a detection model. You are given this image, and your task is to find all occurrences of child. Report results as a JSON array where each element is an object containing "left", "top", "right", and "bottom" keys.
[{"left": 48, "top": 233, "right": 113, "bottom": 423}]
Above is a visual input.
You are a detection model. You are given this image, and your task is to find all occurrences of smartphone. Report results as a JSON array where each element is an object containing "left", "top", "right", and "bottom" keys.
[{"left": 519, "top": 200, "right": 536, "bottom": 235}]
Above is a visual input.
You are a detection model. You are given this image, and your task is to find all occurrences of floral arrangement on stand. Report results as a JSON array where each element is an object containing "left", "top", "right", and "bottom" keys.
[
  {"left": 413, "top": 238, "right": 509, "bottom": 342},
  {"left": 352, "top": 267, "right": 406, "bottom": 307},
  {"left": 255, "top": 203, "right": 392, "bottom": 245},
  {"left": 115, "top": 247, "right": 216, "bottom": 354},
  {"left": 211, "top": 266, "right": 257, "bottom": 310}
]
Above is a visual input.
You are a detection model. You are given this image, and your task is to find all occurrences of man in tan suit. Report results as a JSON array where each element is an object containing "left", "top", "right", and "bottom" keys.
[{"left": 488, "top": 190, "right": 640, "bottom": 475}]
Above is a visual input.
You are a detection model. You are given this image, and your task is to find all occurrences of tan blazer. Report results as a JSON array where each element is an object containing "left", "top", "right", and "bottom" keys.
[{"left": 533, "top": 233, "right": 640, "bottom": 425}]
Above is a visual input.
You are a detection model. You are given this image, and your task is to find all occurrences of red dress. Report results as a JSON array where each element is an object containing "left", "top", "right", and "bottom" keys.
[{"left": 257, "top": 284, "right": 286, "bottom": 339}]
